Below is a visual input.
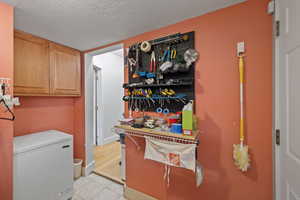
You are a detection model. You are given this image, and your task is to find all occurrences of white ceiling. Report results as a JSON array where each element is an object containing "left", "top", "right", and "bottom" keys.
[{"left": 2, "top": 0, "right": 245, "bottom": 51}]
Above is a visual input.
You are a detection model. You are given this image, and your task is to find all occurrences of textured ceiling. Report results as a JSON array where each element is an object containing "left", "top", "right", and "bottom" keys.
[{"left": 2, "top": 0, "right": 245, "bottom": 51}]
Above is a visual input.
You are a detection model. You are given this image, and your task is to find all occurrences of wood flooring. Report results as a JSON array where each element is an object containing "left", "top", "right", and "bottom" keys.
[{"left": 93, "top": 141, "right": 123, "bottom": 184}]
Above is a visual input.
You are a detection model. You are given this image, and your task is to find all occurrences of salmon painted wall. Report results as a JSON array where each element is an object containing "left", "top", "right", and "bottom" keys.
[
  {"left": 14, "top": 97, "right": 85, "bottom": 162},
  {"left": 0, "top": 2, "right": 14, "bottom": 200},
  {"left": 14, "top": 97, "right": 75, "bottom": 136},
  {"left": 73, "top": 53, "right": 86, "bottom": 164},
  {"left": 86, "top": 0, "right": 273, "bottom": 199}
]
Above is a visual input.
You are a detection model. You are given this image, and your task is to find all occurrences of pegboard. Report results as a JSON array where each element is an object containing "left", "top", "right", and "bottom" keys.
[{"left": 124, "top": 31, "right": 196, "bottom": 113}]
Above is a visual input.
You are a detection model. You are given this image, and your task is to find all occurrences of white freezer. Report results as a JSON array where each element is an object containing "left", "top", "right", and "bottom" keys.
[{"left": 14, "top": 130, "right": 73, "bottom": 200}]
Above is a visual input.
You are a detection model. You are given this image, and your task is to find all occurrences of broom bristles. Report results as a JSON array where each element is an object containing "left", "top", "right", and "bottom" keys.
[{"left": 233, "top": 144, "right": 250, "bottom": 172}]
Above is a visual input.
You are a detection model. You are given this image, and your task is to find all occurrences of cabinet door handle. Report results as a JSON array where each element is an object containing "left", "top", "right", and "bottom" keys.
[{"left": 62, "top": 145, "right": 70, "bottom": 149}]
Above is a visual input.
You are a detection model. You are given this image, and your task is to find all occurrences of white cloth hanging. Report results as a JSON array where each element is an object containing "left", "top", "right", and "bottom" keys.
[{"left": 144, "top": 137, "right": 197, "bottom": 172}]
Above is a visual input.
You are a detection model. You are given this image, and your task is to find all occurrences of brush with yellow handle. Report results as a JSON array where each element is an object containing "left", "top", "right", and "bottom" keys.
[{"left": 233, "top": 53, "right": 250, "bottom": 172}]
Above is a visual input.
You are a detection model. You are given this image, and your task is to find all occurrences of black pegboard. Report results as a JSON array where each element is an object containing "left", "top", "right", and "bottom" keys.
[{"left": 126, "top": 31, "right": 195, "bottom": 113}]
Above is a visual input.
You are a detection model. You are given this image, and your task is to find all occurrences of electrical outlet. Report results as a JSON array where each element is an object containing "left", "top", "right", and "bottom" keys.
[{"left": 0, "top": 78, "right": 20, "bottom": 108}]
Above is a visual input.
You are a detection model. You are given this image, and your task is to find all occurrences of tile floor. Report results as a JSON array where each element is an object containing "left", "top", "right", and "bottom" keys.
[{"left": 73, "top": 173, "right": 126, "bottom": 200}]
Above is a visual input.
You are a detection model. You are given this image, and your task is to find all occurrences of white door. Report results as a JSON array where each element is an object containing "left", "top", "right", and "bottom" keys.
[{"left": 277, "top": 0, "right": 300, "bottom": 199}]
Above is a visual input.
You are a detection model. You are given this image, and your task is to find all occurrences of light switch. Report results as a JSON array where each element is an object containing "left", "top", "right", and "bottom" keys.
[{"left": 237, "top": 42, "right": 245, "bottom": 56}]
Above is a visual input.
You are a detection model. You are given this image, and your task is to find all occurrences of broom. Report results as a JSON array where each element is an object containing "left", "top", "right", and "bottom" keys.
[{"left": 233, "top": 54, "right": 250, "bottom": 172}]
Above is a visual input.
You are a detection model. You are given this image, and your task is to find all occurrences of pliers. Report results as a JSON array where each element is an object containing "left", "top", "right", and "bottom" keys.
[{"left": 149, "top": 51, "right": 156, "bottom": 72}]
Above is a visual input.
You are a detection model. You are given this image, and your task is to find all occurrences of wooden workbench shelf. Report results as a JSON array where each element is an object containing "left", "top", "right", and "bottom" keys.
[{"left": 114, "top": 125, "right": 199, "bottom": 144}]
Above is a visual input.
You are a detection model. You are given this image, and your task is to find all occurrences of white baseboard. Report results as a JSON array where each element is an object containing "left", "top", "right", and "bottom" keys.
[
  {"left": 82, "top": 160, "right": 95, "bottom": 176},
  {"left": 124, "top": 186, "right": 157, "bottom": 200},
  {"left": 103, "top": 135, "right": 119, "bottom": 145}
]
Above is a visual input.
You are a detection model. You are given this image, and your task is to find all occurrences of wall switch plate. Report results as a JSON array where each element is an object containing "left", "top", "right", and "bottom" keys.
[
  {"left": 267, "top": 1, "right": 275, "bottom": 15},
  {"left": 237, "top": 42, "right": 245, "bottom": 56},
  {"left": 0, "top": 78, "right": 20, "bottom": 107}
]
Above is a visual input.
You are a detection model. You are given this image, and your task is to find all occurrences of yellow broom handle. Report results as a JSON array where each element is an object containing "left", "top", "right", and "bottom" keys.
[{"left": 239, "top": 55, "right": 244, "bottom": 143}]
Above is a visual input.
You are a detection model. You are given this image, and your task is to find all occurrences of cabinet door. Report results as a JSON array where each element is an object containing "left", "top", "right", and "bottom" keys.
[
  {"left": 14, "top": 31, "right": 50, "bottom": 96},
  {"left": 49, "top": 43, "right": 81, "bottom": 96}
]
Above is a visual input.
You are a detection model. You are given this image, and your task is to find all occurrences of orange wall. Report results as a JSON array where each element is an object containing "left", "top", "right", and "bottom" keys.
[
  {"left": 0, "top": 2, "right": 14, "bottom": 200},
  {"left": 14, "top": 97, "right": 75, "bottom": 136},
  {"left": 73, "top": 53, "right": 86, "bottom": 164},
  {"left": 14, "top": 96, "right": 85, "bottom": 161},
  {"left": 86, "top": 0, "right": 273, "bottom": 199}
]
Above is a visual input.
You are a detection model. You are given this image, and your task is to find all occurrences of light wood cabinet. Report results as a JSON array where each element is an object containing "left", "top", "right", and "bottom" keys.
[
  {"left": 14, "top": 30, "right": 50, "bottom": 96},
  {"left": 49, "top": 43, "right": 81, "bottom": 96},
  {"left": 14, "top": 31, "right": 81, "bottom": 96}
]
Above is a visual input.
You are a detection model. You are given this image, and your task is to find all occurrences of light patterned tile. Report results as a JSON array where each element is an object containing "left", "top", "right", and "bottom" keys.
[
  {"left": 74, "top": 179, "right": 106, "bottom": 199},
  {"left": 107, "top": 182, "right": 124, "bottom": 195},
  {"left": 72, "top": 193, "right": 85, "bottom": 200},
  {"left": 73, "top": 174, "right": 124, "bottom": 200},
  {"left": 74, "top": 177, "right": 91, "bottom": 190},
  {"left": 89, "top": 173, "right": 115, "bottom": 186},
  {"left": 92, "top": 188, "right": 121, "bottom": 200}
]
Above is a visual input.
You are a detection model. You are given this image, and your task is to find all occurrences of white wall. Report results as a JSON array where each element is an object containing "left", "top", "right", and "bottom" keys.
[{"left": 93, "top": 49, "right": 124, "bottom": 145}]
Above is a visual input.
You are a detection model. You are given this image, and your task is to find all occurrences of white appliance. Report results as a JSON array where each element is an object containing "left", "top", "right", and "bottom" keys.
[{"left": 13, "top": 130, "right": 73, "bottom": 200}]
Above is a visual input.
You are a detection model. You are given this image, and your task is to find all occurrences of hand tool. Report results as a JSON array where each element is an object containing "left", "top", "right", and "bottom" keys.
[
  {"left": 162, "top": 48, "right": 171, "bottom": 62},
  {"left": 149, "top": 51, "right": 156, "bottom": 73},
  {"left": 132, "top": 46, "right": 140, "bottom": 79},
  {"left": 146, "top": 89, "right": 155, "bottom": 108},
  {"left": 171, "top": 47, "right": 177, "bottom": 60},
  {"left": 156, "top": 107, "right": 169, "bottom": 116},
  {"left": 160, "top": 61, "right": 173, "bottom": 73},
  {"left": 163, "top": 108, "right": 170, "bottom": 115},
  {"left": 141, "top": 89, "right": 150, "bottom": 108},
  {"left": 145, "top": 78, "right": 154, "bottom": 84},
  {"left": 128, "top": 58, "right": 136, "bottom": 74},
  {"left": 138, "top": 71, "right": 147, "bottom": 77},
  {"left": 146, "top": 73, "right": 155, "bottom": 78},
  {"left": 182, "top": 34, "right": 189, "bottom": 41},
  {"left": 146, "top": 51, "right": 156, "bottom": 78}
]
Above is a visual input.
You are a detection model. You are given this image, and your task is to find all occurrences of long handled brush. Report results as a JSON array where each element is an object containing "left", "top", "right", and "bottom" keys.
[{"left": 233, "top": 54, "right": 250, "bottom": 172}]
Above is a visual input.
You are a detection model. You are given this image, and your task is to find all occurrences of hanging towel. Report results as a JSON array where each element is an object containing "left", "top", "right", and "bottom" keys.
[{"left": 144, "top": 137, "right": 196, "bottom": 172}]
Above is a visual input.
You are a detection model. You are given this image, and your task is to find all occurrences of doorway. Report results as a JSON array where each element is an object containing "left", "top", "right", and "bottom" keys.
[
  {"left": 93, "top": 49, "right": 124, "bottom": 146},
  {"left": 91, "top": 47, "right": 124, "bottom": 183}
]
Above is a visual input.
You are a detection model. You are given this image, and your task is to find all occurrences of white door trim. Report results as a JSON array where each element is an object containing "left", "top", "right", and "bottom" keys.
[
  {"left": 274, "top": 1, "right": 280, "bottom": 200},
  {"left": 94, "top": 66, "right": 104, "bottom": 146},
  {"left": 84, "top": 43, "right": 124, "bottom": 174}
]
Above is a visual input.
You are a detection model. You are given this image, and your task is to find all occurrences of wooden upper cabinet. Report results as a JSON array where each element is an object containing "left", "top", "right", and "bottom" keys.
[
  {"left": 14, "top": 30, "right": 50, "bottom": 96},
  {"left": 49, "top": 43, "right": 81, "bottom": 96},
  {"left": 14, "top": 30, "right": 81, "bottom": 96}
]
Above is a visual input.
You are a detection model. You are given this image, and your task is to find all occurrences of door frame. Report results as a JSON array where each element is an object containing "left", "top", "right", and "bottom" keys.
[
  {"left": 93, "top": 65, "right": 103, "bottom": 146},
  {"left": 84, "top": 43, "right": 124, "bottom": 176},
  {"left": 274, "top": 0, "right": 281, "bottom": 199}
]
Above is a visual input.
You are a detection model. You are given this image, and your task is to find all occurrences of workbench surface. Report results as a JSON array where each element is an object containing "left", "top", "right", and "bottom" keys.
[{"left": 114, "top": 125, "right": 199, "bottom": 141}]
